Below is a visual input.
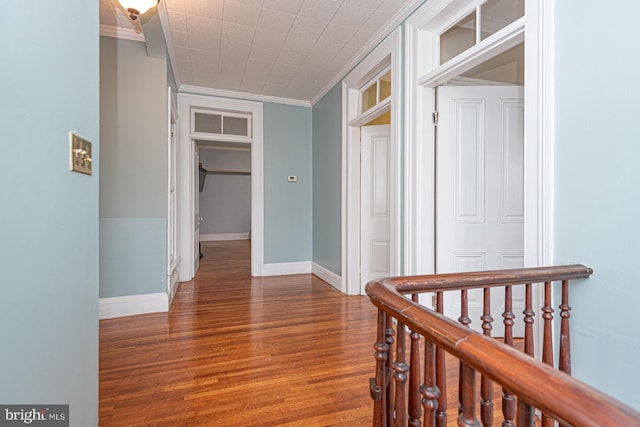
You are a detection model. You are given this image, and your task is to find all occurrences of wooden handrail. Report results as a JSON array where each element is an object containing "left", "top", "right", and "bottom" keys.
[
  {"left": 366, "top": 265, "right": 640, "bottom": 427},
  {"left": 377, "top": 264, "right": 594, "bottom": 294}
]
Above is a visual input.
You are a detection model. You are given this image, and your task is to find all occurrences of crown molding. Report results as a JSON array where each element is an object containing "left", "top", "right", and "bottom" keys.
[
  {"left": 179, "top": 84, "right": 312, "bottom": 108},
  {"left": 100, "top": 24, "right": 145, "bottom": 42},
  {"left": 310, "top": 0, "right": 426, "bottom": 106}
]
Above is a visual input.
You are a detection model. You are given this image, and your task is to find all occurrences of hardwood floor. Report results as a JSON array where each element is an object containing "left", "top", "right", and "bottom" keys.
[
  {"left": 100, "top": 241, "right": 377, "bottom": 426},
  {"left": 100, "top": 241, "right": 522, "bottom": 426}
]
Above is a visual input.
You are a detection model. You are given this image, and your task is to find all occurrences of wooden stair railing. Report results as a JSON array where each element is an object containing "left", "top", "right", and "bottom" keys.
[{"left": 366, "top": 265, "right": 640, "bottom": 427}]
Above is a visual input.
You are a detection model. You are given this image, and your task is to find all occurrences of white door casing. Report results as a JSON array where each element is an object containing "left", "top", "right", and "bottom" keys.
[
  {"left": 437, "top": 85, "right": 524, "bottom": 336},
  {"left": 194, "top": 146, "right": 201, "bottom": 275},
  {"left": 404, "top": 0, "right": 554, "bottom": 273},
  {"left": 177, "top": 93, "right": 264, "bottom": 281},
  {"left": 167, "top": 87, "right": 180, "bottom": 306},
  {"left": 343, "top": 28, "right": 401, "bottom": 296},
  {"left": 404, "top": 0, "right": 554, "bottom": 355},
  {"left": 360, "top": 125, "right": 392, "bottom": 295}
]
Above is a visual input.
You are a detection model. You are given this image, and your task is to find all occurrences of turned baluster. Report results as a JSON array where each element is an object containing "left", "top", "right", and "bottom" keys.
[
  {"left": 458, "top": 362, "right": 481, "bottom": 427},
  {"left": 541, "top": 281, "right": 555, "bottom": 427},
  {"left": 435, "top": 291, "right": 448, "bottom": 427},
  {"left": 386, "top": 315, "right": 396, "bottom": 427},
  {"left": 517, "top": 283, "right": 535, "bottom": 426},
  {"left": 558, "top": 280, "right": 572, "bottom": 427},
  {"left": 372, "top": 310, "right": 389, "bottom": 427},
  {"left": 459, "top": 290, "right": 472, "bottom": 328},
  {"left": 408, "top": 294, "right": 422, "bottom": 427},
  {"left": 458, "top": 290, "right": 471, "bottom": 416},
  {"left": 501, "top": 285, "right": 516, "bottom": 427},
  {"left": 523, "top": 283, "right": 535, "bottom": 357},
  {"left": 421, "top": 340, "right": 440, "bottom": 427},
  {"left": 480, "top": 288, "right": 494, "bottom": 427},
  {"left": 393, "top": 323, "right": 409, "bottom": 427},
  {"left": 559, "top": 280, "right": 571, "bottom": 375}
]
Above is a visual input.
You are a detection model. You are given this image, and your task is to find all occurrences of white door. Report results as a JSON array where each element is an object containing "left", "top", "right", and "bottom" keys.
[
  {"left": 168, "top": 122, "right": 179, "bottom": 302},
  {"left": 194, "top": 145, "right": 201, "bottom": 275},
  {"left": 360, "top": 124, "right": 392, "bottom": 294},
  {"left": 437, "top": 86, "right": 524, "bottom": 337}
]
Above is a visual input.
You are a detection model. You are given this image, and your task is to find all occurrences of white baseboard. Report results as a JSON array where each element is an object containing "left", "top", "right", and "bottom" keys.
[
  {"left": 200, "top": 233, "right": 250, "bottom": 241},
  {"left": 262, "top": 261, "right": 312, "bottom": 276},
  {"left": 312, "top": 262, "right": 343, "bottom": 291},
  {"left": 99, "top": 293, "right": 169, "bottom": 319}
]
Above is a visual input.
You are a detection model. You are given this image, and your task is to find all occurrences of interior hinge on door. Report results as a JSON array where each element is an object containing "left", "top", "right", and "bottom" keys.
[{"left": 432, "top": 111, "right": 439, "bottom": 126}]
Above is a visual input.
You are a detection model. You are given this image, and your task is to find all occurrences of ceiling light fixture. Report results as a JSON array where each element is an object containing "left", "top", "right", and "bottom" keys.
[{"left": 117, "top": 0, "right": 160, "bottom": 21}]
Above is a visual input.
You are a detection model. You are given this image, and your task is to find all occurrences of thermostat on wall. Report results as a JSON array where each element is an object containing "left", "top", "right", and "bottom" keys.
[{"left": 287, "top": 175, "right": 297, "bottom": 182}]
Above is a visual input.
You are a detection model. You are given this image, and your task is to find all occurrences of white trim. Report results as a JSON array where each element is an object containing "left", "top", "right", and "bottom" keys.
[
  {"left": 405, "top": 0, "right": 553, "bottom": 354},
  {"left": 178, "top": 94, "right": 264, "bottom": 280},
  {"left": 179, "top": 84, "right": 311, "bottom": 108},
  {"left": 342, "top": 29, "right": 402, "bottom": 296},
  {"left": 446, "top": 76, "right": 517, "bottom": 86},
  {"left": 527, "top": 0, "right": 555, "bottom": 359},
  {"left": 539, "top": 0, "right": 555, "bottom": 268},
  {"left": 99, "top": 24, "right": 145, "bottom": 42},
  {"left": 403, "top": 19, "right": 436, "bottom": 276},
  {"left": 168, "top": 255, "right": 180, "bottom": 307},
  {"left": 262, "top": 262, "right": 312, "bottom": 276},
  {"left": 198, "top": 145, "right": 251, "bottom": 152},
  {"left": 99, "top": 293, "right": 168, "bottom": 320},
  {"left": 168, "top": 265, "right": 180, "bottom": 308},
  {"left": 157, "top": 1, "right": 181, "bottom": 88},
  {"left": 311, "top": 0, "right": 425, "bottom": 106},
  {"left": 167, "top": 87, "right": 179, "bottom": 307},
  {"left": 312, "top": 263, "right": 342, "bottom": 291},
  {"left": 200, "top": 233, "right": 250, "bottom": 241},
  {"left": 348, "top": 97, "right": 391, "bottom": 128}
]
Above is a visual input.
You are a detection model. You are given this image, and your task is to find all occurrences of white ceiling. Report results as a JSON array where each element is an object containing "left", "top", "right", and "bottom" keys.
[{"left": 99, "top": 0, "right": 414, "bottom": 103}]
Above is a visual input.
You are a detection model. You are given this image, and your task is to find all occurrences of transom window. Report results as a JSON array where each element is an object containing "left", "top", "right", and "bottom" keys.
[
  {"left": 439, "top": 0, "right": 524, "bottom": 65},
  {"left": 360, "top": 69, "right": 392, "bottom": 114},
  {"left": 191, "top": 109, "right": 252, "bottom": 139}
]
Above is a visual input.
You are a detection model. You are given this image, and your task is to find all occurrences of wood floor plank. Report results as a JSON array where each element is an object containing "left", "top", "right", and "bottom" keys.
[
  {"left": 100, "top": 240, "right": 525, "bottom": 426},
  {"left": 100, "top": 241, "right": 377, "bottom": 426}
]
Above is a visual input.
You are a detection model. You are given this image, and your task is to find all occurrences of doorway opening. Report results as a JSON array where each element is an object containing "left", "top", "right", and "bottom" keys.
[
  {"left": 197, "top": 142, "right": 252, "bottom": 258},
  {"left": 342, "top": 29, "right": 402, "bottom": 296},
  {"left": 435, "top": 43, "right": 525, "bottom": 336},
  {"left": 177, "top": 94, "right": 264, "bottom": 281},
  {"left": 405, "top": 0, "right": 554, "bottom": 349}
]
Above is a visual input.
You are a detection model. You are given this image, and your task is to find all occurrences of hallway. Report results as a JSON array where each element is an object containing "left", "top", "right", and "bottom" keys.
[{"left": 99, "top": 241, "right": 377, "bottom": 426}]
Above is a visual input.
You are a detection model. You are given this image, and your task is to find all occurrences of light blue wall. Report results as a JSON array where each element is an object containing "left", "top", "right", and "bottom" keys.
[
  {"left": 312, "top": 84, "right": 343, "bottom": 274},
  {"left": 263, "top": 103, "right": 313, "bottom": 263},
  {"left": 100, "top": 36, "right": 168, "bottom": 298},
  {"left": 199, "top": 149, "right": 251, "bottom": 235},
  {"left": 555, "top": 0, "right": 640, "bottom": 409},
  {"left": 100, "top": 219, "right": 167, "bottom": 296},
  {"left": 0, "top": 1, "right": 99, "bottom": 425}
]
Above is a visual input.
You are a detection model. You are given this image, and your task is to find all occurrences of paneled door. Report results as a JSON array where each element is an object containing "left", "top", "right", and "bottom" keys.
[
  {"left": 437, "top": 86, "right": 524, "bottom": 336},
  {"left": 360, "top": 124, "right": 392, "bottom": 295}
]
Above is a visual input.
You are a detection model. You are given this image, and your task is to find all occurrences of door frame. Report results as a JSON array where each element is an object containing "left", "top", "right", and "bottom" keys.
[
  {"left": 404, "top": 0, "right": 554, "bottom": 354},
  {"left": 177, "top": 93, "right": 264, "bottom": 280},
  {"left": 342, "top": 28, "right": 402, "bottom": 295},
  {"left": 167, "top": 87, "right": 180, "bottom": 306},
  {"left": 404, "top": 0, "right": 554, "bottom": 274}
]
